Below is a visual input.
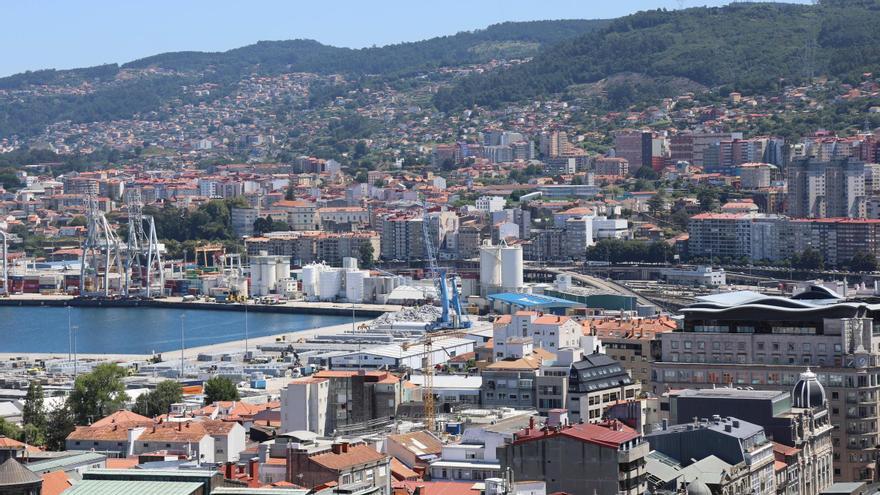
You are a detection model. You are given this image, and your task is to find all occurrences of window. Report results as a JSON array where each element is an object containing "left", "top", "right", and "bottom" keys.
[
  {"left": 683, "top": 341, "right": 692, "bottom": 350},
  {"left": 671, "top": 341, "right": 679, "bottom": 349}
]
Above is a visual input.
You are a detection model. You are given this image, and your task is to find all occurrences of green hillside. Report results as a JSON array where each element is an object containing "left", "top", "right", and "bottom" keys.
[
  {"left": 434, "top": 1, "right": 880, "bottom": 111},
  {"left": 0, "top": 19, "right": 607, "bottom": 138}
]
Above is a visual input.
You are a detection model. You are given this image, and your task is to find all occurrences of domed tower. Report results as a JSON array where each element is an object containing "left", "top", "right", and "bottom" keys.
[
  {"left": 686, "top": 479, "right": 712, "bottom": 495},
  {"left": 792, "top": 368, "right": 826, "bottom": 410}
]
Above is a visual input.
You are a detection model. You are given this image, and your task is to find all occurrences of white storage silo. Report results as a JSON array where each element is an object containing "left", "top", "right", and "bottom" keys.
[
  {"left": 342, "top": 257, "right": 358, "bottom": 270},
  {"left": 500, "top": 244, "right": 524, "bottom": 291},
  {"left": 275, "top": 258, "right": 291, "bottom": 285},
  {"left": 345, "top": 270, "right": 370, "bottom": 303},
  {"left": 479, "top": 241, "right": 502, "bottom": 294},
  {"left": 301, "top": 263, "right": 321, "bottom": 299},
  {"left": 318, "top": 269, "right": 343, "bottom": 301}
]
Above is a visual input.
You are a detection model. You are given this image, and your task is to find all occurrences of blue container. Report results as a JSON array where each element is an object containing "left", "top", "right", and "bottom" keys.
[{"left": 445, "top": 422, "right": 462, "bottom": 435}]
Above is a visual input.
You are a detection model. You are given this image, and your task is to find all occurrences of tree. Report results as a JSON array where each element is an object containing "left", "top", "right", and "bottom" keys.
[
  {"left": 44, "top": 404, "right": 75, "bottom": 451},
  {"left": 792, "top": 248, "right": 824, "bottom": 270},
  {"left": 634, "top": 166, "right": 659, "bottom": 181},
  {"left": 203, "top": 376, "right": 240, "bottom": 405},
  {"left": 68, "top": 363, "right": 129, "bottom": 425},
  {"left": 849, "top": 252, "right": 878, "bottom": 272},
  {"left": 285, "top": 187, "right": 295, "bottom": 201},
  {"left": 697, "top": 187, "right": 719, "bottom": 212},
  {"left": 67, "top": 216, "right": 88, "bottom": 227},
  {"left": 253, "top": 217, "right": 273, "bottom": 235},
  {"left": 359, "top": 241, "right": 375, "bottom": 269},
  {"left": 22, "top": 381, "right": 46, "bottom": 433},
  {"left": 0, "top": 418, "right": 19, "bottom": 440},
  {"left": 132, "top": 381, "right": 183, "bottom": 417},
  {"left": 19, "top": 424, "right": 44, "bottom": 447},
  {"left": 648, "top": 190, "right": 667, "bottom": 216}
]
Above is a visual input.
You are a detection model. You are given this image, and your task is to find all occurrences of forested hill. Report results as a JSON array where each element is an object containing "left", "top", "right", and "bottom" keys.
[
  {"left": 0, "top": 19, "right": 607, "bottom": 138},
  {"left": 434, "top": 0, "right": 880, "bottom": 111},
  {"left": 122, "top": 20, "right": 609, "bottom": 77},
  {"left": 0, "top": 19, "right": 608, "bottom": 91}
]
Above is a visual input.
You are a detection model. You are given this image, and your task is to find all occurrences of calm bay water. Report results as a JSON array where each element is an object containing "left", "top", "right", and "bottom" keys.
[{"left": 0, "top": 306, "right": 365, "bottom": 355}]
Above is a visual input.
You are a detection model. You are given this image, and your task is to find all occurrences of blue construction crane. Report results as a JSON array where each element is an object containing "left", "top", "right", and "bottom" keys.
[{"left": 422, "top": 201, "right": 471, "bottom": 331}]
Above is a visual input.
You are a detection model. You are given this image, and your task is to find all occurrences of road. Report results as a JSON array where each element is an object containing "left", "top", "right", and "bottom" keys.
[{"left": 537, "top": 266, "right": 659, "bottom": 308}]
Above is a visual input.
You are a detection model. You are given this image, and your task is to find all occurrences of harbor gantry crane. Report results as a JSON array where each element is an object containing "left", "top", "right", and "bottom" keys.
[{"left": 418, "top": 200, "right": 471, "bottom": 430}]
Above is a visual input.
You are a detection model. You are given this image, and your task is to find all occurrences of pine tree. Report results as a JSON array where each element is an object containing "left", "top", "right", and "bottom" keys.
[
  {"left": 22, "top": 381, "right": 46, "bottom": 432},
  {"left": 44, "top": 404, "right": 75, "bottom": 451}
]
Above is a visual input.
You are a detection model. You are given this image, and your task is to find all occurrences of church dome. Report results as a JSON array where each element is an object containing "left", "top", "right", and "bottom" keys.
[
  {"left": 792, "top": 368, "right": 825, "bottom": 409},
  {"left": 686, "top": 479, "right": 712, "bottom": 495}
]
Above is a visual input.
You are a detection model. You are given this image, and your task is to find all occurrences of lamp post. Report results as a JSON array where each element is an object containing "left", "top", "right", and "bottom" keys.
[
  {"left": 179, "top": 314, "right": 186, "bottom": 379},
  {"left": 72, "top": 326, "right": 78, "bottom": 378},
  {"left": 0, "top": 229, "right": 7, "bottom": 295},
  {"left": 244, "top": 300, "right": 249, "bottom": 360}
]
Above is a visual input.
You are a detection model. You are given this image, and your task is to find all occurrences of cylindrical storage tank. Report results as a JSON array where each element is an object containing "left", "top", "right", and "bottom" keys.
[
  {"left": 500, "top": 245, "right": 524, "bottom": 290},
  {"left": 259, "top": 260, "right": 274, "bottom": 296},
  {"left": 479, "top": 244, "right": 502, "bottom": 288},
  {"left": 302, "top": 263, "right": 320, "bottom": 298},
  {"left": 342, "top": 257, "right": 358, "bottom": 270},
  {"left": 318, "top": 269, "right": 343, "bottom": 301},
  {"left": 345, "top": 270, "right": 369, "bottom": 303},
  {"left": 276, "top": 259, "right": 290, "bottom": 284}
]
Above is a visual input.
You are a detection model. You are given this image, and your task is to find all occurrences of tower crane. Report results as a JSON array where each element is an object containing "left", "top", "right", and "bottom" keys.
[
  {"left": 402, "top": 328, "right": 469, "bottom": 431},
  {"left": 418, "top": 200, "right": 471, "bottom": 430}
]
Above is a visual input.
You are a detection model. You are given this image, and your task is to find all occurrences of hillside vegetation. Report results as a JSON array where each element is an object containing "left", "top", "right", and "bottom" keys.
[
  {"left": 0, "top": 20, "right": 607, "bottom": 139},
  {"left": 434, "top": 1, "right": 880, "bottom": 111}
]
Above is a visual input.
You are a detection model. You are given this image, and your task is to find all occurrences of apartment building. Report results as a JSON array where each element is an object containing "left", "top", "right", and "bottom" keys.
[
  {"left": 493, "top": 313, "right": 582, "bottom": 359},
  {"left": 614, "top": 130, "right": 654, "bottom": 172},
  {"left": 786, "top": 157, "right": 866, "bottom": 219},
  {"left": 281, "top": 376, "right": 329, "bottom": 436},
  {"left": 740, "top": 162, "right": 776, "bottom": 190},
  {"left": 245, "top": 231, "right": 379, "bottom": 266},
  {"left": 499, "top": 417, "right": 649, "bottom": 495},
  {"left": 687, "top": 212, "right": 789, "bottom": 262},
  {"left": 594, "top": 156, "right": 629, "bottom": 177},
  {"left": 285, "top": 440, "right": 391, "bottom": 495},
  {"left": 670, "top": 384, "right": 833, "bottom": 495},
  {"left": 316, "top": 206, "right": 369, "bottom": 230},
  {"left": 646, "top": 416, "right": 776, "bottom": 495},
  {"left": 273, "top": 200, "right": 320, "bottom": 230},
  {"left": 308, "top": 370, "right": 402, "bottom": 436},
  {"left": 587, "top": 316, "right": 677, "bottom": 388},
  {"left": 670, "top": 131, "right": 744, "bottom": 168},
  {"left": 651, "top": 287, "right": 880, "bottom": 482},
  {"left": 380, "top": 210, "right": 458, "bottom": 261}
]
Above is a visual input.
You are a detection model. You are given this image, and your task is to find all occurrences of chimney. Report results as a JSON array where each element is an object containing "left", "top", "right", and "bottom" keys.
[
  {"left": 414, "top": 486, "right": 425, "bottom": 495},
  {"left": 341, "top": 442, "right": 349, "bottom": 453},
  {"left": 225, "top": 462, "right": 234, "bottom": 479},
  {"left": 662, "top": 419, "right": 668, "bottom": 431},
  {"left": 249, "top": 458, "right": 258, "bottom": 481},
  {"left": 724, "top": 424, "right": 732, "bottom": 433},
  {"left": 332, "top": 443, "right": 343, "bottom": 455}
]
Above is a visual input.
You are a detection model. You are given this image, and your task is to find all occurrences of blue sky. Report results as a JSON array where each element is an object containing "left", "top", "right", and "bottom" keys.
[{"left": 2, "top": 0, "right": 810, "bottom": 77}]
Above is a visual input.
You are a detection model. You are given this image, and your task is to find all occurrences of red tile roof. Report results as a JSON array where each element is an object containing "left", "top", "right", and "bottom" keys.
[
  {"left": 512, "top": 420, "right": 639, "bottom": 449},
  {"left": 91, "top": 410, "right": 151, "bottom": 428},
  {"left": 40, "top": 470, "right": 72, "bottom": 495},
  {"left": 310, "top": 444, "right": 388, "bottom": 471}
]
